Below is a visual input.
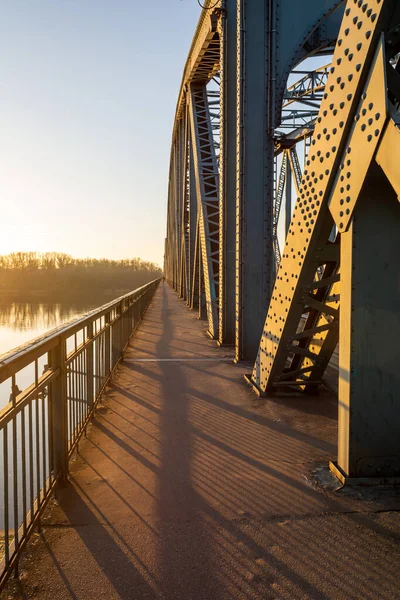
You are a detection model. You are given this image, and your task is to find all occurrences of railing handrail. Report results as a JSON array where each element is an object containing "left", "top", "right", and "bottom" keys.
[
  {"left": 0, "top": 277, "right": 161, "bottom": 591},
  {"left": 0, "top": 278, "right": 161, "bottom": 382}
]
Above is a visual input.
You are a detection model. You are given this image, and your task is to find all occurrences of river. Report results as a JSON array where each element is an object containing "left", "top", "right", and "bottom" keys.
[
  {"left": 0, "top": 299, "right": 110, "bottom": 534},
  {"left": 0, "top": 299, "right": 106, "bottom": 413},
  {"left": 0, "top": 301, "right": 100, "bottom": 357}
]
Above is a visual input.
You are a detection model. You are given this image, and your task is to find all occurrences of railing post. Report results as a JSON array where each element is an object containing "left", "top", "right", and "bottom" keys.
[
  {"left": 50, "top": 338, "right": 68, "bottom": 483},
  {"left": 134, "top": 296, "right": 140, "bottom": 329},
  {"left": 129, "top": 298, "right": 134, "bottom": 335},
  {"left": 86, "top": 322, "right": 94, "bottom": 409},
  {"left": 139, "top": 293, "right": 144, "bottom": 320},
  {"left": 105, "top": 312, "right": 111, "bottom": 377},
  {"left": 112, "top": 305, "right": 121, "bottom": 367},
  {"left": 119, "top": 300, "right": 124, "bottom": 354}
]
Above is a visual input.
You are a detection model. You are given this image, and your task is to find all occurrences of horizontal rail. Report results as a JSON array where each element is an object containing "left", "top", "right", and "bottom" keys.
[{"left": 0, "top": 278, "right": 160, "bottom": 590}]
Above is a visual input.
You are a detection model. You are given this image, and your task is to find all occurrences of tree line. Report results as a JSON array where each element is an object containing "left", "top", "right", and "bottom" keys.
[
  {"left": 0, "top": 252, "right": 162, "bottom": 301},
  {"left": 0, "top": 252, "right": 160, "bottom": 272}
]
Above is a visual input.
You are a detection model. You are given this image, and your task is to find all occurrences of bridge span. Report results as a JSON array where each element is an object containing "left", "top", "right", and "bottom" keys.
[
  {"left": 164, "top": 0, "right": 400, "bottom": 486},
  {"left": 3, "top": 282, "right": 400, "bottom": 599},
  {"left": 1, "top": 0, "right": 400, "bottom": 595}
]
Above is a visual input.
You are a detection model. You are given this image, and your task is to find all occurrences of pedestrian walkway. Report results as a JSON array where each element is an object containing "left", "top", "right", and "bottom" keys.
[{"left": 4, "top": 283, "right": 400, "bottom": 600}]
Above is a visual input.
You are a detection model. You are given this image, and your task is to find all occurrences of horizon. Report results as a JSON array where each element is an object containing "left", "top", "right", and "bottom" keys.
[{"left": 0, "top": 249, "right": 163, "bottom": 268}]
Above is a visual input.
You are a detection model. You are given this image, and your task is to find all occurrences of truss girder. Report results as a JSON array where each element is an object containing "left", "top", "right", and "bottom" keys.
[
  {"left": 173, "top": 3, "right": 221, "bottom": 137},
  {"left": 188, "top": 84, "right": 220, "bottom": 337},
  {"left": 250, "top": 0, "right": 400, "bottom": 441},
  {"left": 165, "top": 0, "right": 400, "bottom": 483},
  {"left": 283, "top": 65, "right": 330, "bottom": 108},
  {"left": 273, "top": 152, "right": 287, "bottom": 267},
  {"left": 274, "top": 1, "right": 344, "bottom": 126}
]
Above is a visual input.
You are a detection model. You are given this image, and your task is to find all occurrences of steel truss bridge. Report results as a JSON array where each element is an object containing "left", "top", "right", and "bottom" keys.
[{"left": 164, "top": 0, "right": 400, "bottom": 484}]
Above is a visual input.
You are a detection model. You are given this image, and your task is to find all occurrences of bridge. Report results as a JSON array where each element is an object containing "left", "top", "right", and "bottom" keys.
[{"left": 1, "top": 0, "right": 400, "bottom": 597}]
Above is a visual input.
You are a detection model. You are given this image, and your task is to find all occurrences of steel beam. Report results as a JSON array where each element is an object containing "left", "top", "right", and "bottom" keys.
[
  {"left": 250, "top": 0, "right": 400, "bottom": 482},
  {"left": 337, "top": 164, "right": 400, "bottom": 480},
  {"left": 235, "top": 0, "right": 274, "bottom": 362},
  {"left": 218, "top": 0, "right": 236, "bottom": 346},
  {"left": 188, "top": 132, "right": 198, "bottom": 305},
  {"left": 189, "top": 84, "right": 220, "bottom": 338}
]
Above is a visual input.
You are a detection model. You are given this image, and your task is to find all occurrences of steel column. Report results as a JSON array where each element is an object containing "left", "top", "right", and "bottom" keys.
[
  {"left": 235, "top": 0, "right": 274, "bottom": 362},
  {"left": 218, "top": 0, "right": 236, "bottom": 346},
  {"left": 336, "top": 166, "right": 400, "bottom": 479}
]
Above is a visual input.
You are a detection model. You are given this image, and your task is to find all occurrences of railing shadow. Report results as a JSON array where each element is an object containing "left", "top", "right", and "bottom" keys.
[{"left": 7, "top": 282, "right": 400, "bottom": 599}]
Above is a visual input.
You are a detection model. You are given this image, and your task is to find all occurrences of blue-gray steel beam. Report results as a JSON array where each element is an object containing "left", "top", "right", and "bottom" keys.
[
  {"left": 275, "top": 0, "right": 344, "bottom": 124},
  {"left": 338, "top": 165, "right": 400, "bottom": 479},
  {"left": 180, "top": 111, "right": 189, "bottom": 301},
  {"left": 188, "top": 128, "right": 198, "bottom": 305},
  {"left": 235, "top": 0, "right": 343, "bottom": 362},
  {"left": 218, "top": 0, "right": 236, "bottom": 346},
  {"left": 190, "top": 217, "right": 200, "bottom": 309},
  {"left": 177, "top": 121, "right": 185, "bottom": 298},
  {"left": 250, "top": 0, "right": 400, "bottom": 481},
  {"left": 251, "top": 0, "right": 387, "bottom": 394},
  {"left": 189, "top": 84, "right": 220, "bottom": 337},
  {"left": 235, "top": 0, "right": 274, "bottom": 362},
  {"left": 285, "top": 158, "right": 292, "bottom": 237}
]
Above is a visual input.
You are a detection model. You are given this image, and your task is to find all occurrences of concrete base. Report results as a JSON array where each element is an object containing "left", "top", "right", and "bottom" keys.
[
  {"left": 329, "top": 461, "right": 400, "bottom": 487},
  {"left": 216, "top": 341, "right": 234, "bottom": 348},
  {"left": 243, "top": 374, "right": 267, "bottom": 397}
]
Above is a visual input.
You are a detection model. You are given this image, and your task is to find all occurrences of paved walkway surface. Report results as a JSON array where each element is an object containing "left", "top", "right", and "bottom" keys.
[{"left": 4, "top": 283, "right": 400, "bottom": 600}]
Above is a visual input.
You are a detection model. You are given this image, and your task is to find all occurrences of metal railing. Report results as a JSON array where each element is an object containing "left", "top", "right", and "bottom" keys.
[{"left": 0, "top": 278, "right": 160, "bottom": 589}]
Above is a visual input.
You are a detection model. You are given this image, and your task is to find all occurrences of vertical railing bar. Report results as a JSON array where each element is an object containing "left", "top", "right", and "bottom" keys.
[
  {"left": 97, "top": 335, "right": 100, "bottom": 395},
  {"left": 80, "top": 351, "right": 83, "bottom": 433},
  {"left": 82, "top": 349, "right": 85, "bottom": 423},
  {"left": 101, "top": 329, "right": 104, "bottom": 386},
  {"left": 51, "top": 338, "right": 68, "bottom": 481},
  {"left": 35, "top": 408, "right": 40, "bottom": 514},
  {"left": 105, "top": 312, "right": 111, "bottom": 382},
  {"left": 48, "top": 366, "right": 54, "bottom": 486},
  {"left": 28, "top": 400, "right": 34, "bottom": 528},
  {"left": 93, "top": 338, "right": 96, "bottom": 400},
  {"left": 21, "top": 404, "right": 27, "bottom": 537},
  {"left": 3, "top": 424, "right": 9, "bottom": 566},
  {"left": 75, "top": 357, "right": 78, "bottom": 439},
  {"left": 98, "top": 334, "right": 101, "bottom": 391},
  {"left": 83, "top": 348, "right": 87, "bottom": 420},
  {"left": 34, "top": 361, "right": 41, "bottom": 514},
  {"left": 80, "top": 350, "right": 84, "bottom": 428},
  {"left": 98, "top": 335, "right": 102, "bottom": 394},
  {"left": 12, "top": 375, "right": 19, "bottom": 552},
  {"left": 78, "top": 353, "right": 81, "bottom": 435},
  {"left": 73, "top": 358, "right": 77, "bottom": 444},
  {"left": 70, "top": 361, "right": 74, "bottom": 446},
  {"left": 77, "top": 353, "right": 81, "bottom": 436},
  {"left": 66, "top": 364, "right": 74, "bottom": 448},
  {"left": 41, "top": 382, "right": 46, "bottom": 497},
  {"left": 120, "top": 301, "right": 124, "bottom": 356}
]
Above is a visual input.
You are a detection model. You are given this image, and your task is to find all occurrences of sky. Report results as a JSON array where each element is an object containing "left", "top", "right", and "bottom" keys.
[{"left": 0, "top": 0, "right": 201, "bottom": 266}]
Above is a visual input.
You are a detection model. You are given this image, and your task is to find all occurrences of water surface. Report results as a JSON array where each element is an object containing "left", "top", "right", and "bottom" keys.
[{"left": 0, "top": 301, "right": 102, "bottom": 356}]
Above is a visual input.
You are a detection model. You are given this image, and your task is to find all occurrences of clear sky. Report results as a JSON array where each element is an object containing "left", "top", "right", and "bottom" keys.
[{"left": 0, "top": 0, "right": 201, "bottom": 266}]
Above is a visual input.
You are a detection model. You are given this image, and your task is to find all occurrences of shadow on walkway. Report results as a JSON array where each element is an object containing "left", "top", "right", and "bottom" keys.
[{"left": 4, "top": 283, "right": 400, "bottom": 600}]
